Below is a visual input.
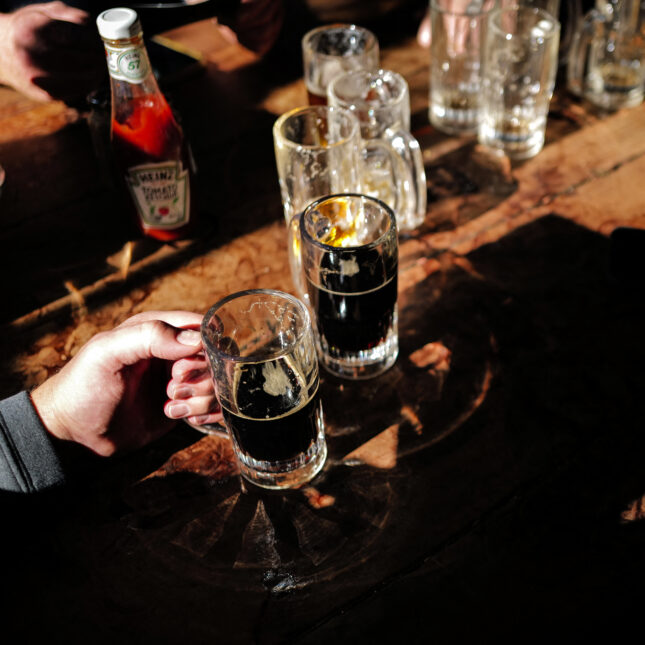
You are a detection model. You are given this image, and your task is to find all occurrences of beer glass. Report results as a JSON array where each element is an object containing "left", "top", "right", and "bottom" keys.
[
  {"left": 429, "top": 0, "right": 497, "bottom": 135},
  {"left": 302, "top": 23, "right": 379, "bottom": 105},
  {"left": 567, "top": 0, "right": 644, "bottom": 110},
  {"left": 201, "top": 289, "right": 327, "bottom": 489},
  {"left": 273, "top": 105, "right": 420, "bottom": 296},
  {"left": 300, "top": 194, "right": 398, "bottom": 380},
  {"left": 327, "top": 68, "right": 427, "bottom": 232},
  {"left": 479, "top": 6, "right": 560, "bottom": 159}
]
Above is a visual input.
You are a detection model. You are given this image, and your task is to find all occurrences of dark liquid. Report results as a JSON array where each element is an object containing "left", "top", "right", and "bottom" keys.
[
  {"left": 306, "top": 87, "right": 327, "bottom": 106},
  {"left": 223, "top": 391, "right": 321, "bottom": 464},
  {"left": 306, "top": 248, "right": 397, "bottom": 353}
]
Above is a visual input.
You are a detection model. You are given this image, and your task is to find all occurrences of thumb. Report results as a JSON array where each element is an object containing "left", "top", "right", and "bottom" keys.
[{"left": 96, "top": 319, "right": 203, "bottom": 369}]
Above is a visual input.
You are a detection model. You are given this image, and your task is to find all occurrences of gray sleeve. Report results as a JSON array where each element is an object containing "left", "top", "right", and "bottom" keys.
[{"left": 0, "top": 391, "right": 66, "bottom": 493}]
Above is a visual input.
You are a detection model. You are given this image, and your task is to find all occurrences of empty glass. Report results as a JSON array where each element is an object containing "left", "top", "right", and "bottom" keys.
[
  {"left": 327, "top": 68, "right": 427, "bottom": 231},
  {"left": 568, "top": 0, "right": 644, "bottom": 110},
  {"left": 479, "top": 6, "right": 560, "bottom": 159},
  {"left": 302, "top": 23, "right": 379, "bottom": 105},
  {"left": 429, "top": 0, "right": 497, "bottom": 135},
  {"left": 273, "top": 105, "right": 420, "bottom": 297}
]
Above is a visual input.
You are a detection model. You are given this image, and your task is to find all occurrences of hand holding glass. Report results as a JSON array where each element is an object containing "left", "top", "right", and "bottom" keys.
[{"left": 201, "top": 290, "right": 327, "bottom": 489}]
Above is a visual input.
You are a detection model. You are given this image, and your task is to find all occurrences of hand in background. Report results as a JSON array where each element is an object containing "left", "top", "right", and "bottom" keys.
[
  {"left": 218, "top": 0, "right": 284, "bottom": 56},
  {"left": 0, "top": 1, "right": 103, "bottom": 103},
  {"left": 31, "top": 311, "right": 221, "bottom": 457}
]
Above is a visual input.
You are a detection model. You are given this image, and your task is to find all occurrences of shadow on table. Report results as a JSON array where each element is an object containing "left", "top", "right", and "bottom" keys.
[{"left": 5, "top": 213, "right": 645, "bottom": 643}]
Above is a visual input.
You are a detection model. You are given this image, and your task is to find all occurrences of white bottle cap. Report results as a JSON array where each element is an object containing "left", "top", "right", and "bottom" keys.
[{"left": 96, "top": 8, "right": 142, "bottom": 40}]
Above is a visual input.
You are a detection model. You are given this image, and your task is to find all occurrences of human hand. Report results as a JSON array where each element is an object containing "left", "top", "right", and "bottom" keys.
[
  {"left": 0, "top": 1, "right": 104, "bottom": 103},
  {"left": 217, "top": 0, "right": 284, "bottom": 56},
  {"left": 31, "top": 311, "right": 221, "bottom": 457},
  {"left": 419, "top": 1, "right": 493, "bottom": 53}
]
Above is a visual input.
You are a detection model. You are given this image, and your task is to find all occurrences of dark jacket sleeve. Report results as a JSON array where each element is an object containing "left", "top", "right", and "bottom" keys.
[{"left": 0, "top": 391, "right": 66, "bottom": 493}]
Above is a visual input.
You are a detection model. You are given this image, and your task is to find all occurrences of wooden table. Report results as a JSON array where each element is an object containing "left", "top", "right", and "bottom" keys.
[{"left": 2, "top": 16, "right": 645, "bottom": 644}]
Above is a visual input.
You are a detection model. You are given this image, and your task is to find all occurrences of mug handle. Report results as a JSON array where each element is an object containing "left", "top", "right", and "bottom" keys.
[
  {"left": 360, "top": 131, "right": 427, "bottom": 233},
  {"left": 567, "top": 9, "right": 606, "bottom": 98}
]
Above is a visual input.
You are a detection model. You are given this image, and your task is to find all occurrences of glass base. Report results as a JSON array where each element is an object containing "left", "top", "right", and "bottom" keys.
[
  {"left": 479, "top": 120, "right": 546, "bottom": 161},
  {"left": 320, "top": 326, "right": 399, "bottom": 380},
  {"left": 429, "top": 103, "right": 479, "bottom": 136},
  {"left": 237, "top": 432, "right": 327, "bottom": 490}
]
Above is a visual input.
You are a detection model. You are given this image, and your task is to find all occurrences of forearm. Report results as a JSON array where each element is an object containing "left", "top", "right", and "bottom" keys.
[{"left": 0, "top": 391, "right": 66, "bottom": 493}]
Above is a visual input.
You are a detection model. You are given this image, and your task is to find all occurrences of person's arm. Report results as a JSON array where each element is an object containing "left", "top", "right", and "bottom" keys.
[
  {"left": 0, "top": 311, "right": 220, "bottom": 494},
  {"left": 0, "top": 1, "right": 103, "bottom": 103},
  {"left": 0, "top": 391, "right": 65, "bottom": 493}
]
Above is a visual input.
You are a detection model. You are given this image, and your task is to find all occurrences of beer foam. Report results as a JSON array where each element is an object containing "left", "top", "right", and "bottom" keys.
[{"left": 262, "top": 361, "right": 292, "bottom": 397}]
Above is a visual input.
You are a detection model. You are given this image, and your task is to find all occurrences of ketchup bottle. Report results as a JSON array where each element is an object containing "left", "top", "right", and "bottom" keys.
[{"left": 96, "top": 8, "right": 195, "bottom": 241}]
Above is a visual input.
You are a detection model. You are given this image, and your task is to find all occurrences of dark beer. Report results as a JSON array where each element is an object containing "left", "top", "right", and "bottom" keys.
[
  {"left": 305, "top": 247, "right": 398, "bottom": 354},
  {"left": 222, "top": 359, "right": 322, "bottom": 464}
]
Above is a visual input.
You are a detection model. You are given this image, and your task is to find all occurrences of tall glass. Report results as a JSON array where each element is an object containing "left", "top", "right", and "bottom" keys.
[
  {"left": 479, "top": 6, "right": 560, "bottom": 160},
  {"left": 300, "top": 194, "right": 398, "bottom": 380},
  {"left": 274, "top": 105, "right": 417, "bottom": 296},
  {"left": 201, "top": 290, "right": 327, "bottom": 489},
  {"left": 429, "top": 0, "right": 497, "bottom": 135},
  {"left": 302, "top": 23, "right": 379, "bottom": 105},
  {"left": 327, "top": 68, "right": 427, "bottom": 232}
]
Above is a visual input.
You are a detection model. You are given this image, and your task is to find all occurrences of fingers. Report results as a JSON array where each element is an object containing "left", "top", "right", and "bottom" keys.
[
  {"left": 417, "top": 11, "right": 431, "bottom": 48},
  {"left": 117, "top": 310, "right": 204, "bottom": 331},
  {"left": 165, "top": 396, "right": 222, "bottom": 424},
  {"left": 166, "top": 353, "right": 220, "bottom": 424},
  {"left": 88, "top": 318, "right": 204, "bottom": 371},
  {"left": 38, "top": 1, "right": 91, "bottom": 24}
]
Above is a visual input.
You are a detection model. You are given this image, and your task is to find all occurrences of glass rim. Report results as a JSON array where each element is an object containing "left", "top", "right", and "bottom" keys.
[
  {"left": 430, "top": 0, "right": 497, "bottom": 18},
  {"left": 300, "top": 193, "right": 396, "bottom": 253},
  {"left": 328, "top": 68, "right": 408, "bottom": 111},
  {"left": 201, "top": 288, "right": 311, "bottom": 364},
  {"left": 488, "top": 6, "right": 560, "bottom": 39},
  {"left": 273, "top": 104, "right": 360, "bottom": 150},
  {"left": 302, "top": 23, "right": 378, "bottom": 58}
]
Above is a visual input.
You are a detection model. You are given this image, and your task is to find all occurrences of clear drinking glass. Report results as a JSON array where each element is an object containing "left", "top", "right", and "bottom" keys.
[
  {"left": 300, "top": 194, "right": 398, "bottom": 380},
  {"left": 567, "top": 0, "right": 644, "bottom": 110},
  {"left": 479, "top": 6, "right": 560, "bottom": 160},
  {"left": 302, "top": 23, "right": 379, "bottom": 105},
  {"left": 327, "top": 68, "right": 427, "bottom": 232},
  {"left": 429, "top": 0, "right": 498, "bottom": 135},
  {"left": 273, "top": 105, "right": 418, "bottom": 296},
  {"left": 201, "top": 289, "right": 327, "bottom": 489}
]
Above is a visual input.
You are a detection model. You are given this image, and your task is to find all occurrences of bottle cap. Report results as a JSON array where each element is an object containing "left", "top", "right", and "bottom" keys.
[{"left": 96, "top": 8, "right": 142, "bottom": 40}]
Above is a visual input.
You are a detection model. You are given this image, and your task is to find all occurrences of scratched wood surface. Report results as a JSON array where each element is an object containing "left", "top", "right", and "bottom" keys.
[{"left": 2, "top": 12, "right": 645, "bottom": 645}]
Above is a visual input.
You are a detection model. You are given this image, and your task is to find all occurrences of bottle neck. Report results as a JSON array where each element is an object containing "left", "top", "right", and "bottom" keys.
[{"left": 101, "top": 33, "right": 161, "bottom": 97}]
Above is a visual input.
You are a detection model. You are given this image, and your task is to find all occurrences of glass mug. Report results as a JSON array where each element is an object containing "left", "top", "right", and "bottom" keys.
[
  {"left": 300, "top": 194, "right": 399, "bottom": 380},
  {"left": 479, "top": 6, "right": 560, "bottom": 160},
  {"left": 567, "top": 0, "right": 645, "bottom": 109},
  {"left": 327, "top": 68, "right": 427, "bottom": 231},
  {"left": 201, "top": 289, "right": 327, "bottom": 489},
  {"left": 429, "top": 0, "right": 498, "bottom": 135},
  {"left": 273, "top": 105, "right": 421, "bottom": 297},
  {"left": 302, "top": 23, "right": 379, "bottom": 105}
]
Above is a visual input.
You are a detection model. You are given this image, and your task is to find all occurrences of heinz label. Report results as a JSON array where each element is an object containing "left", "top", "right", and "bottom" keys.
[
  {"left": 124, "top": 161, "right": 190, "bottom": 229},
  {"left": 104, "top": 44, "right": 148, "bottom": 82}
]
